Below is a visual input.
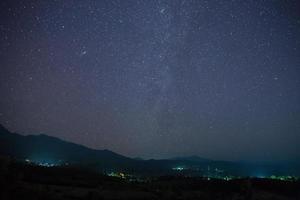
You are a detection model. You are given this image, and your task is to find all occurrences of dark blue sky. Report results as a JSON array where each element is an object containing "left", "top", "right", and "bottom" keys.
[{"left": 0, "top": 0, "right": 299, "bottom": 161}]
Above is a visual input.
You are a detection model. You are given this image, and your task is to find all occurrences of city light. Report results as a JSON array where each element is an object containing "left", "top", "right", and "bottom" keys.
[{"left": 172, "top": 166, "right": 185, "bottom": 171}]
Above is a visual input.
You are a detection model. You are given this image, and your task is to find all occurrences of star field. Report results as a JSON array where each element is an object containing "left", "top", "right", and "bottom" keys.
[{"left": 0, "top": 0, "right": 300, "bottom": 161}]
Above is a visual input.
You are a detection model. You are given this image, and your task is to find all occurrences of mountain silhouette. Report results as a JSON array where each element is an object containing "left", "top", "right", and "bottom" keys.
[
  {"left": 0, "top": 124, "right": 199, "bottom": 173},
  {"left": 1, "top": 124, "right": 298, "bottom": 176},
  {"left": 0, "top": 124, "right": 138, "bottom": 170},
  {"left": 170, "top": 155, "right": 212, "bottom": 163}
]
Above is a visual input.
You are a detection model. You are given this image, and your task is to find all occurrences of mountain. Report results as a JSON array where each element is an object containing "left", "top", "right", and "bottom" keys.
[
  {"left": 132, "top": 157, "right": 144, "bottom": 160},
  {"left": 1, "top": 124, "right": 299, "bottom": 176},
  {"left": 0, "top": 124, "right": 137, "bottom": 170},
  {"left": 0, "top": 124, "right": 188, "bottom": 173},
  {"left": 170, "top": 156, "right": 212, "bottom": 163}
]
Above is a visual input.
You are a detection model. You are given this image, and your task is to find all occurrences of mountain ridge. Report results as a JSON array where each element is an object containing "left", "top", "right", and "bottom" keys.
[
  {"left": 1, "top": 124, "right": 299, "bottom": 176},
  {"left": 0, "top": 124, "right": 135, "bottom": 169}
]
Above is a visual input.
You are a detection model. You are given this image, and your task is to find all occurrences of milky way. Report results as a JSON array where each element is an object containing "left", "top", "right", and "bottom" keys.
[{"left": 0, "top": 0, "right": 300, "bottom": 161}]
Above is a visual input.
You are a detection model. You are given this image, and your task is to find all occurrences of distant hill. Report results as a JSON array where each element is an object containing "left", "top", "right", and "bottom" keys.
[
  {"left": 0, "top": 124, "right": 137, "bottom": 170},
  {"left": 132, "top": 157, "right": 144, "bottom": 161},
  {"left": 170, "top": 156, "right": 212, "bottom": 163},
  {"left": 0, "top": 124, "right": 189, "bottom": 173},
  {"left": 1, "top": 124, "right": 299, "bottom": 176}
]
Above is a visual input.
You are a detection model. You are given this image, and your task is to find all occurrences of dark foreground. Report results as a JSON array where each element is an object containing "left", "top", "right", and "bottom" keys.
[{"left": 0, "top": 158, "right": 299, "bottom": 200}]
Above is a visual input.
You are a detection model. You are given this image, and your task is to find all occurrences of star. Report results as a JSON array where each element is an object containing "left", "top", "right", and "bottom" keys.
[
  {"left": 160, "top": 8, "right": 165, "bottom": 14},
  {"left": 80, "top": 50, "right": 87, "bottom": 56}
]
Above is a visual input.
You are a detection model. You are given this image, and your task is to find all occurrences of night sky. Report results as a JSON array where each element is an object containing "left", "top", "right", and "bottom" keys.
[{"left": 1, "top": 0, "right": 300, "bottom": 161}]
